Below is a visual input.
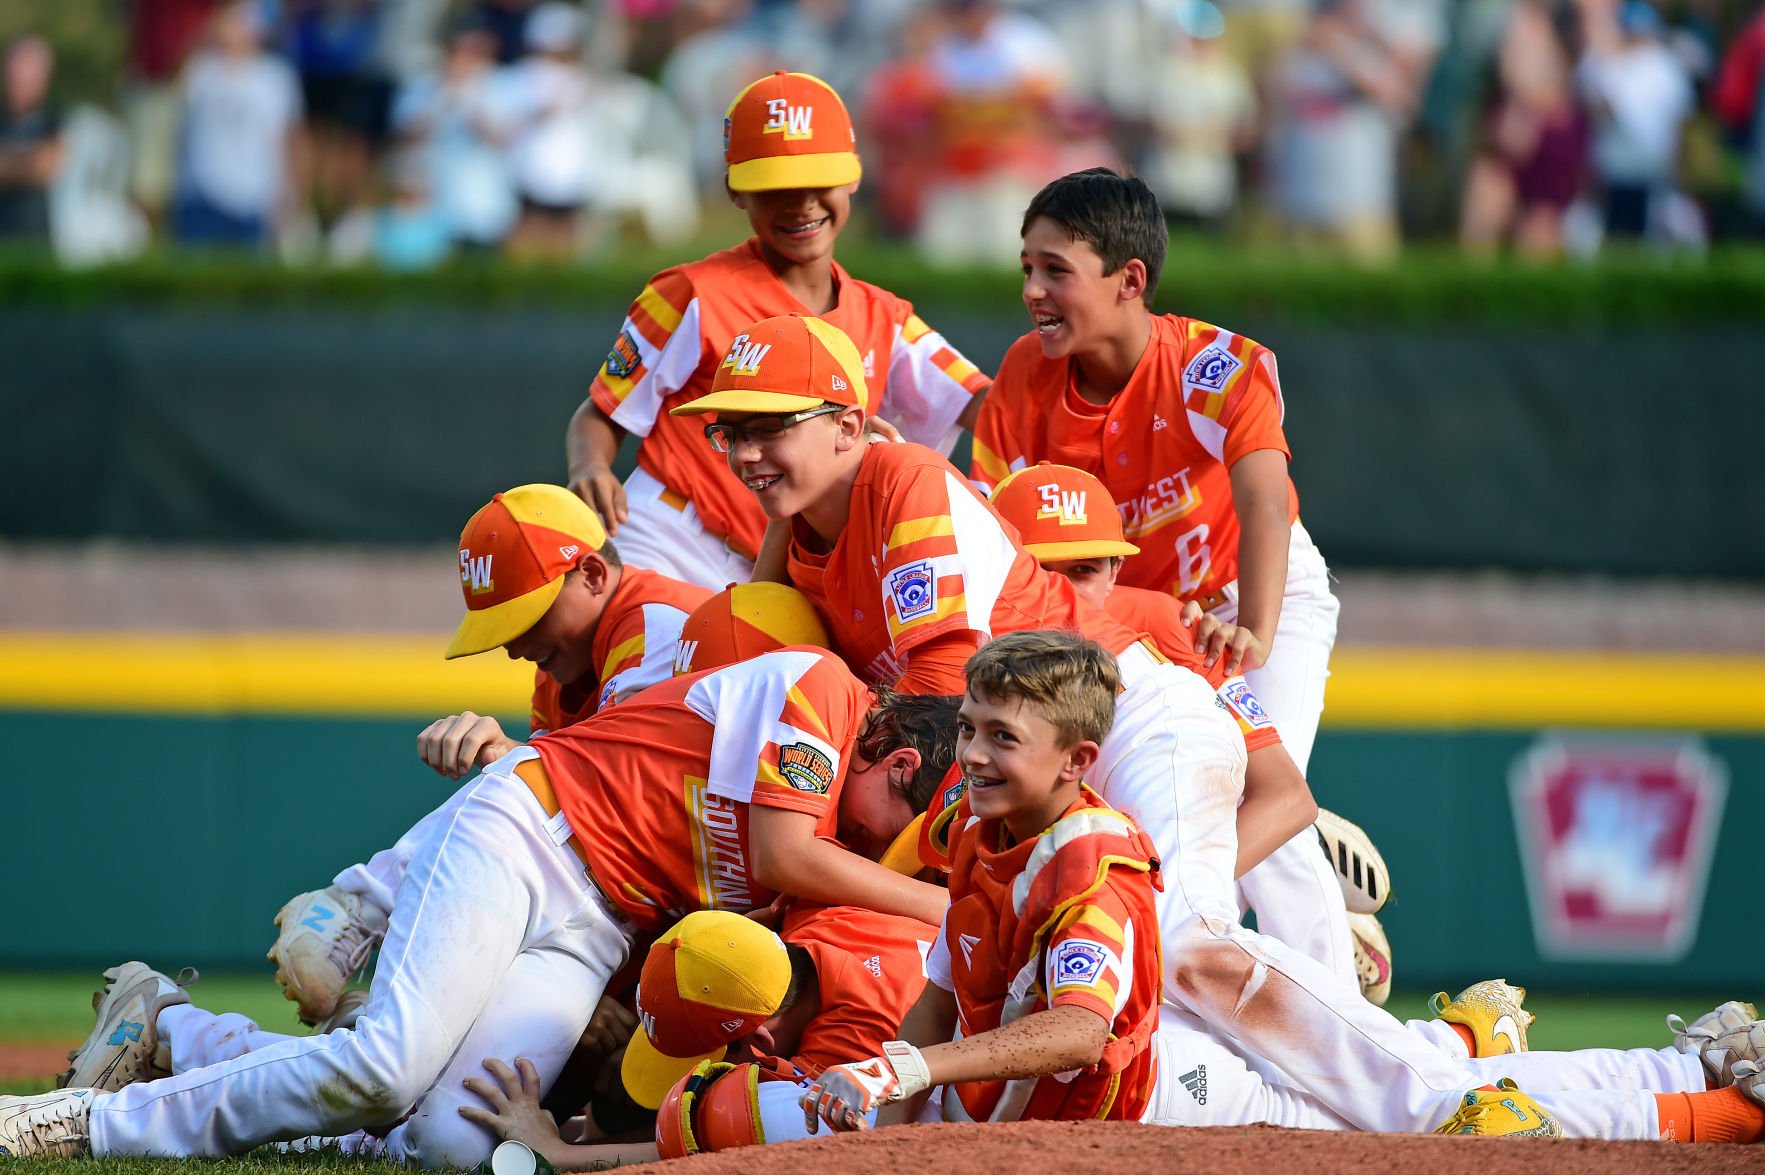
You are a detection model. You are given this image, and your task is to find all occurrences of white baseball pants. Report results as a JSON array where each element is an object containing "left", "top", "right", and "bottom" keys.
[
  {"left": 606, "top": 467, "right": 754, "bottom": 591},
  {"left": 1211, "top": 520, "right": 1353, "bottom": 982},
  {"left": 89, "top": 749, "right": 631, "bottom": 1168},
  {"left": 1140, "top": 1002, "right": 1705, "bottom": 1140}
]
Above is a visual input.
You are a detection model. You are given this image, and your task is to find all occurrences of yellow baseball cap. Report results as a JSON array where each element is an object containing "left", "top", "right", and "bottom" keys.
[
  {"left": 724, "top": 71, "right": 862, "bottom": 193},
  {"left": 674, "top": 582, "right": 832, "bottom": 676},
  {"left": 991, "top": 463, "right": 1140, "bottom": 561},
  {"left": 670, "top": 314, "right": 868, "bottom": 417},
  {"left": 621, "top": 912, "right": 793, "bottom": 1110},
  {"left": 445, "top": 484, "right": 608, "bottom": 660}
]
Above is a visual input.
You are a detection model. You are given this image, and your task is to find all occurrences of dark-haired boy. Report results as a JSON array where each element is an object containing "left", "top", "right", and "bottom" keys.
[{"left": 971, "top": 166, "right": 1351, "bottom": 984}]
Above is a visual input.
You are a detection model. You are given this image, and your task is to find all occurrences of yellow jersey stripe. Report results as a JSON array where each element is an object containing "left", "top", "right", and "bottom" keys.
[
  {"left": 599, "top": 633, "right": 647, "bottom": 684},
  {"left": 887, "top": 515, "right": 956, "bottom": 551},
  {"left": 634, "top": 283, "right": 685, "bottom": 334}
]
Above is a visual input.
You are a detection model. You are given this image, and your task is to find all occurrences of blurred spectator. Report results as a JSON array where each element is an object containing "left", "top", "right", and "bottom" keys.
[
  {"left": 1575, "top": 0, "right": 1695, "bottom": 240},
  {"left": 498, "top": 1, "right": 596, "bottom": 258},
  {"left": 120, "top": 0, "right": 217, "bottom": 229},
  {"left": 283, "top": 0, "right": 396, "bottom": 240},
  {"left": 1710, "top": 1, "right": 1765, "bottom": 233},
  {"left": 1143, "top": 3, "right": 1256, "bottom": 231},
  {"left": 468, "top": 0, "right": 540, "bottom": 64},
  {"left": 174, "top": 1, "right": 305, "bottom": 248},
  {"left": 660, "top": 0, "right": 775, "bottom": 193},
  {"left": 0, "top": 35, "right": 62, "bottom": 245},
  {"left": 1459, "top": 0, "right": 1588, "bottom": 258},
  {"left": 373, "top": 151, "right": 452, "bottom": 268},
  {"left": 390, "top": 14, "right": 516, "bottom": 251},
  {"left": 916, "top": 0, "right": 1070, "bottom": 266},
  {"left": 1265, "top": 0, "right": 1444, "bottom": 262},
  {"left": 1217, "top": 0, "right": 1312, "bottom": 83},
  {"left": 860, "top": 7, "right": 943, "bottom": 237}
]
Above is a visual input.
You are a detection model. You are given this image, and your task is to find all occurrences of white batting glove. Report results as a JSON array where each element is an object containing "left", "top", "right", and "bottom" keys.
[{"left": 800, "top": 1041, "right": 931, "bottom": 1134}]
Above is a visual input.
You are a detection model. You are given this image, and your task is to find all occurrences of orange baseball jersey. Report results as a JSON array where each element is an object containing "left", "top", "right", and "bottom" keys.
[
  {"left": 534, "top": 647, "right": 871, "bottom": 933},
  {"left": 588, "top": 240, "right": 990, "bottom": 558},
  {"left": 929, "top": 787, "right": 1162, "bottom": 1123},
  {"left": 1105, "top": 586, "right": 1281, "bottom": 753},
  {"left": 973, "top": 316, "right": 1301, "bottom": 604},
  {"left": 778, "top": 902, "right": 936, "bottom": 1078},
  {"left": 787, "top": 442, "right": 1146, "bottom": 691},
  {"left": 529, "top": 567, "right": 713, "bottom": 734}
]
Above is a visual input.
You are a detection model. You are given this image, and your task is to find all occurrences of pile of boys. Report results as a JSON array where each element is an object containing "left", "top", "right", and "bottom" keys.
[{"left": 4, "top": 72, "right": 1760, "bottom": 1166}]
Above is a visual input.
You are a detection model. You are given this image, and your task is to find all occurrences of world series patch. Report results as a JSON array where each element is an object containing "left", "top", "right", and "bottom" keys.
[
  {"left": 1052, "top": 939, "right": 1108, "bottom": 987},
  {"left": 779, "top": 742, "right": 836, "bottom": 794},
  {"left": 887, "top": 561, "right": 937, "bottom": 621},
  {"left": 605, "top": 328, "right": 642, "bottom": 378},
  {"left": 1183, "top": 345, "right": 1241, "bottom": 391}
]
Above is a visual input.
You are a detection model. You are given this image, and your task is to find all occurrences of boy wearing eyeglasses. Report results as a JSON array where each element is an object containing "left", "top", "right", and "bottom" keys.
[{"left": 564, "top": 71, "right": 990, "bottom": 591}]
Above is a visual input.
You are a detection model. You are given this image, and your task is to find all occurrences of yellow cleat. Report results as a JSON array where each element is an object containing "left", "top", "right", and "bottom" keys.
[
  {"left": 1430, "top": 978, "right": 1534, "bottom": 1057},
  {"left": 1433, "top": 1079, "right": 1562, "bottom": 1138}
]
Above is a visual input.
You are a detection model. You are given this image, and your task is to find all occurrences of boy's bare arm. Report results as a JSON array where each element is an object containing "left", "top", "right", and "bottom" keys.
[
  {"left": 750, "top": 519, "right": 793, "bottom": 584},
  {"left": 1226, "top": 448, "right": 1292, "bottom": 674},
  {"left": 1235, "top": 743, "right": 1320, "bottom": 878},
  {"left": 566, "top": 399, "right": 629, "bottom": 533},
  {"left": 748, "top": 806, "right": 950, "bottom": 926},
  {"left": 918, "top": 1003, "right": 1109, "bottom": 1088}
]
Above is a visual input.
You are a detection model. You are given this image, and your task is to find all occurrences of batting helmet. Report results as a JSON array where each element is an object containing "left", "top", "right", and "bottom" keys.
[{"left": 655, "top": 1060, "right": 766, "bottom": 1159}]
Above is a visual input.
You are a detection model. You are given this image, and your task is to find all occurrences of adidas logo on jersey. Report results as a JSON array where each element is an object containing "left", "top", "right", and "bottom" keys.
[
  {"left": 460, "top": 551, "right": 494, "bottom": 595},
  {"left": 763, "top": 98, "right": 814, "bottom": 139},
  {"left": 720, "top": 333, "right": 772, "bottom": 377},
  {"left": 1180, "top": 1065, "right": 1208, "bottom": 1105},
  {"left": 1153, "top": 414, "right": 1168, "bottom": 431},
  {"left": 862, "top": 954, "right": 883, "bottom": 979}
]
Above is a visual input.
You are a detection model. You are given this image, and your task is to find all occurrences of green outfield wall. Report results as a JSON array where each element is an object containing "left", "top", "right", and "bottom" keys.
[
  {"left": 3, "top": 639, "right": 1760, "bottom": 990},
  {"left": 4, "top": 305, "right": 1763, "bottom": 576}
]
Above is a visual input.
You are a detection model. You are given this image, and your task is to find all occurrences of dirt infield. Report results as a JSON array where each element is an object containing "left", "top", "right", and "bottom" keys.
[
  {"left": 0, "top": 1042, "right": 72, "bottom": 1083},
  {"left": 656, "top": 1121, "right": 1763, "bottom": 1175}
]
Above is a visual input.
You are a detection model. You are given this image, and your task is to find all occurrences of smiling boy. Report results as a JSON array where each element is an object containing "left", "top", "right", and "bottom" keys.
[{"left": 565, "top": 71, "right": 990, "bottom": 589}]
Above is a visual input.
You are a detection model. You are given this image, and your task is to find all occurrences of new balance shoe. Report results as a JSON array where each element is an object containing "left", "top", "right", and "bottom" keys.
[
  {"left": 58, "top": 962, "right": 195, "bottom": 1092},
  {"left": 1348, "top": 911, "right": 1392, "bottom": 1007},
  {"left": 1668, "top": 1001, "right": 1757, "bottom": 1054},
  {"left": 1432, "top": 1079, "right": 1562, "bottom": 1138},
  {"left": 1429, "top": 979, "right": 1534, "bottom": 1057},
  {"left": 0, "top": 1089, "right": 95, "bottom": 1157},
  {"left": 268, "top": 886, "right": 388, "bottom": 1025}
]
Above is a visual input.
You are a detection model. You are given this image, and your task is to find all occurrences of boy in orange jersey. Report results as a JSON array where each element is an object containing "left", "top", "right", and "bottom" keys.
[
  {"left": 802, "top": 631, "right": 1165, "bottom": 1131},
  {"left": 988, "top": 461, "right": 1367, "bottom": 991},
  {"left": 265, "top": 483, "right": 711, "bottom": 1029},
  {"left": 671, "top": 313, "right": 1560, "bottom": 1137},
  {"left": 972, "top": 167, "right": 1352, "bottom": 985},
  {"left": 15, "top": 648, "right": 959, "bottom": 1166},
  {"left": 565, "top": 70, "right": 991, "bottom": 590}
]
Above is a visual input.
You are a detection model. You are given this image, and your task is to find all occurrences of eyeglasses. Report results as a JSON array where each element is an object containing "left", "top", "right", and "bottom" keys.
[{"left": 703, "top": 404, "right": 845, "bottom": 453}]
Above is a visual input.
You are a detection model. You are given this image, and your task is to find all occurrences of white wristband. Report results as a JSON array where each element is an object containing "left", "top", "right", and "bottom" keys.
[{"left": 881, "top": 1040, "right": 932, "bottom": 1102}]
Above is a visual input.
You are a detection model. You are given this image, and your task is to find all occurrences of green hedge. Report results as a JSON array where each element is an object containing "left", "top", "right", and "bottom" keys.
[{"left": 6, "top": 242, "right": 1765, "bottom": 327}]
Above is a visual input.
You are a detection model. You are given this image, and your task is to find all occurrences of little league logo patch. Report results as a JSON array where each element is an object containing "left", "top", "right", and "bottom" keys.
[
  {"left": 779, "top": 742, "right": 836, "bottom": 794},
  {"left": 1511, "top": 736, "right": 1727, "bottom": 962},
  {"left": 887, "top": 561, "right": 937, "bottom": 621},
  {"left": 1220, "top": 680, "right": 1273, "bottom": 728},
  {"left": 605, "top": 328, "right": 642, "bottom": 378},
  {"left": 1183, "top": 345, "right": 1242, "bottom": 391},
  {"left": 1052, "top": 939, "right": 1108, "bottom": 987}
]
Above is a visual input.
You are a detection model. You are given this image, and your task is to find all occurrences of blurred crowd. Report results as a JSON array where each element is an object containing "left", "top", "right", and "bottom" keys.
[{"left": 4, "top": 0, "right": 1765, "bottom": 267}]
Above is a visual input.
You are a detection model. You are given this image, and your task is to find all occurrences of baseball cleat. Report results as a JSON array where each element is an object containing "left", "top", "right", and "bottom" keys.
[
  {"left": 1699, "top": 1022, "right": 1765, "bottom": 1094},
  {"left": 1314, "top": 807, "right": 1390, "bottom": 914},
  {"left": 1348, "top": 911, "right": 1392, "bottom": 1006},
  {"left": 313, "top": 988, "right": 371, "bottom": 1035},
  {"left": 1667, "top": 1000, "right": 1757, "bottom": 1054},
  {"left": 0, "top": 1089, "right": 95, "bottom": 1157},
  {"left": 1432, "top": 1079, "right": 1562, "bottom": 1138},
  {"left": 58, "top": 962, "right": 196, "bottom": 1093},
  {"left": 1429, "top": 979, "right": 1534, "bottom": 1057},
  {"left": 268, "top": 886, "right": 388, "bottom": 1026}
]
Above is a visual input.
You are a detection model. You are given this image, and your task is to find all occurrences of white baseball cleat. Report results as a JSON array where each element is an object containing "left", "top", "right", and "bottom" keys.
[
  {"left": 268, "top": 886, "right": 388, "bottom": 1025},
  {"left": 1666, "top": 1000, "right": 1757, "bottom": 1054},
  {"left": 59, "top": 962, "right": 196, "bottom": 1093},
  {"left": 0, "top": 1089, "right": 95, "bottom": 1157},
  {"left": 1699, "top": 1022, "right": 1765, "bottom": 1094},
  {"left": 1348, "top": 911, "right": 1392, "bottom": 1006},
  {"left": 1314, "top": 807, "right": 1390, "bottom": 914}
]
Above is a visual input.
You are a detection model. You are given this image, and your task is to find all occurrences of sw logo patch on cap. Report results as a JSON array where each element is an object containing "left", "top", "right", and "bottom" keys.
[
  {"left": 779, "top": 742, "right": 835, "bottom": 794},
  {"left": 720, "top": 333, "right": 771, "bottom": 377}
]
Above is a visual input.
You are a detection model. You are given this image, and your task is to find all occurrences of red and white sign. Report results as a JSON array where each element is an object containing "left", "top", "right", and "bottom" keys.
[{"left": 1510, "top": 736, "right": 1727, "bottom": 962}]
